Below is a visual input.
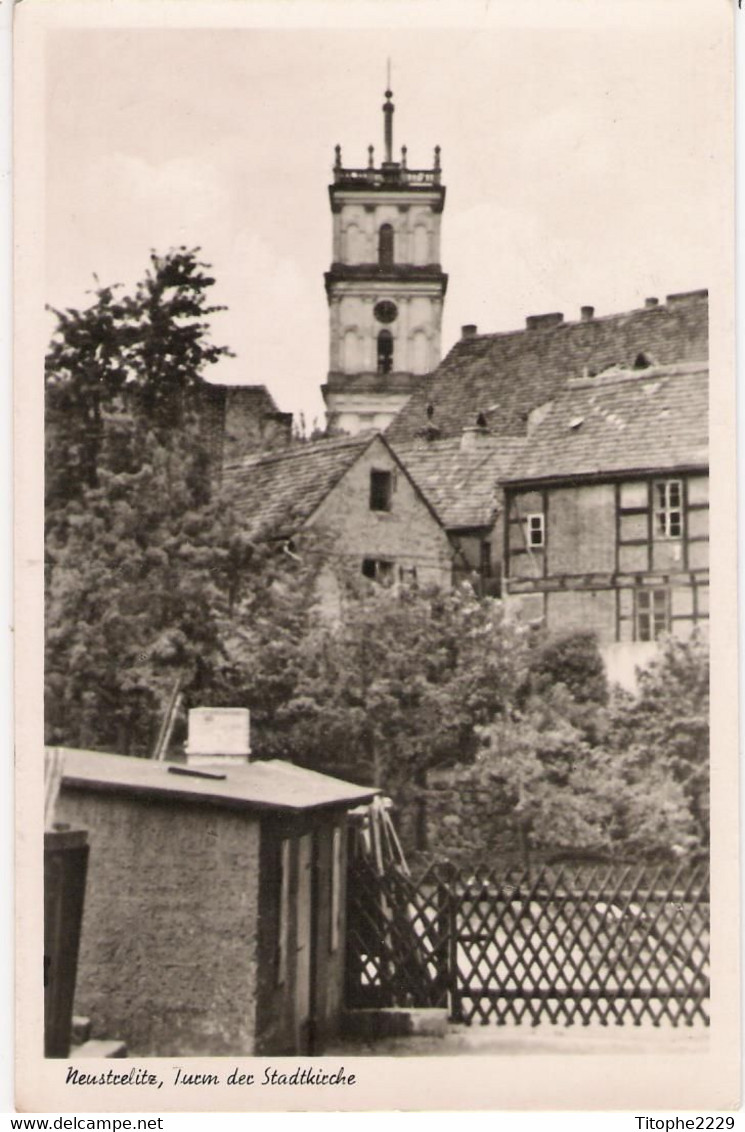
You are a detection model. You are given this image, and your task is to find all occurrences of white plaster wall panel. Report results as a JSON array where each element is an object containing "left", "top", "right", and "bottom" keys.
[
  {"left": 343, "top": 223, "right": 363, "bottom": 265},
  {"left": 413, "top": 224, "right": 429, "bottom": 265},
  {"left": 409, "top": 296, "right": 432, "bottom": 327},
  {"left": 343, "top": 329, "right": 360, "bottom": 373},
  {"left": 412, "top": 329, "right": 429, "bottom": 374},
  {"left": 332, "top": 213, "right": 342, "bottom": 261}
]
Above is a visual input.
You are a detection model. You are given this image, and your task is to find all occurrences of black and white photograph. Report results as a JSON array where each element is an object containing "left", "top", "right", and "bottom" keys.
[{"left": 13, "top": 0, "right": 738, "bottom": 1115}]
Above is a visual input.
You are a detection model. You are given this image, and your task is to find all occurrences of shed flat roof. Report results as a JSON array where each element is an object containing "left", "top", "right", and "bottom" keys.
[{"left": 53, "top": 748, "right": 378, "bottom": 813}]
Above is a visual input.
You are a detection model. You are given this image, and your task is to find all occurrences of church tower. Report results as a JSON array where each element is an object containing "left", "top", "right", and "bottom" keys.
[{"left": 322, "top": 87, "right": 447, "bottom": 435}]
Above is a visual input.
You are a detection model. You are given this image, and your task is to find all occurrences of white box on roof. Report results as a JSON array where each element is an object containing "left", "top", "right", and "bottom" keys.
[{"left": 185, "top": 707, "right": 251, "bottom": 762}]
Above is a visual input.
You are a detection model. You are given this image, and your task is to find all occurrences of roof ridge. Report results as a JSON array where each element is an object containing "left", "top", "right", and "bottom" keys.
[
  {"left": 564, "top": 361, "right": 708, "bottom": 393},
  {"left": 224, "top": 431, "right": 375, "bottom": 473},
  {"left": 446, "top": 296, "right": 709, "bottom": 349}
]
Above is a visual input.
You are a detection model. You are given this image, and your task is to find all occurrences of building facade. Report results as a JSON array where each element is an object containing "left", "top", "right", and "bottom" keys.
[
  {"left": 323, "top": 89, "right": 448, "bottom": 435},
  {"left": 392, "top": 428, "right": 527, "bottom": 596},
  {"left": 224, "top": 432, "right": 454, "bottom": 595},
  {"left": 501, "top": 362, "right": 708, "bottom": 684}
]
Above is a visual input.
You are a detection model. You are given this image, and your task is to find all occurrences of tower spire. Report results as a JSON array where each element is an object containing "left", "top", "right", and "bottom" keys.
[{"left": 383, "top": 62, "right": 394, "bottom": 164}]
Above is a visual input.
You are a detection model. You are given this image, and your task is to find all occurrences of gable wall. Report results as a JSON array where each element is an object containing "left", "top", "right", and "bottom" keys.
[{"left": 309, "top": 437, "right": 452, "bottom": 589}]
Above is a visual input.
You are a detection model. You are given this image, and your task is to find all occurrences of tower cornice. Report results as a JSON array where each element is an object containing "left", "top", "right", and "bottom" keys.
[
  {"left": 325, "top": 264, "right": 447, "bottom": 288},
  {"left": 329, "top": 182, "right": 446, "bottom": 214}
]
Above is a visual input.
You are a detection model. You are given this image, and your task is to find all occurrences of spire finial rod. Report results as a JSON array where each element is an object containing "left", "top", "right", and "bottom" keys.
[{"left": 382, "top": 66, "right": 394, "bottom": 164}]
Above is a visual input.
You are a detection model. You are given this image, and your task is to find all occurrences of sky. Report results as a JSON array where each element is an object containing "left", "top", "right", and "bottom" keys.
[{"left": 44, "top": 4, "right": 732, "bottom": 430}]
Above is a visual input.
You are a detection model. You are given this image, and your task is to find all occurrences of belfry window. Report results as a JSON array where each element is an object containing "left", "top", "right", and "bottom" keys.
[
  {"left": 377, "top": 330, "right": 394, "bottom": 375},
  {"left": 378, "top": 223, "right": 394, "bottom": 268}
]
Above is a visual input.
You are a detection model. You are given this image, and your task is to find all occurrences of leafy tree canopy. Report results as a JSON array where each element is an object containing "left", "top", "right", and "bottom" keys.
[{"left": 45, "top": 248, "right": 232, "bottom": 511}]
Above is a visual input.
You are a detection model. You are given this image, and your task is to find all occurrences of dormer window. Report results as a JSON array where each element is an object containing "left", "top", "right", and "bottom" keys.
[{"left": 378, "top": 223, "right": 394, "bottom": 267}]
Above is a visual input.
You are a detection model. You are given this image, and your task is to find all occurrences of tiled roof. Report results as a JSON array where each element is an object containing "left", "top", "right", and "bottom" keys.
[
  {"left": 55, "top": 747, "right": 379, "bottom": 812},
  {"left": 393, "top": 436, "right": 527, "bottom": 529},
  {"left": 387, "top": 292, "right": 708, "bottom": 442},
  {"left": 504, "top": 363, "right": 708, "bottom": 484},
  {"left": 223, "top": 433, "right": 376, "bottom": 539}
]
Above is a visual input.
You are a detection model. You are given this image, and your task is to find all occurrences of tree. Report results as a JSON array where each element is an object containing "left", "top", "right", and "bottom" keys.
[
  {"left": 606, "top": 633, "right": 710, "bottom": 849},
  {"left": 524, "top": 630, "right": 609, "bottom": 707},
  {"left": 45, "top": 418, "right": 246, "bottom": 753},
  {"left": 45, "top": 248, "right": 232, "bottom": 512},
  {"left": 263, "top": 584, "right": 532, "bottom": 795},
  {"left": 45, "top": 249, "right": 239, "bottom": 753},
  {"left": 473, "top": 632, "right": 709, "bottom": 860}
]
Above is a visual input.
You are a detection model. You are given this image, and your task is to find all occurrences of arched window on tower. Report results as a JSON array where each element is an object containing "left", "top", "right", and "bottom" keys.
[
  {"left": 377, "top": 330, "right": 394, "bottom": 375},
  {"left": 378, "top": 224, "right": 394, "bottom": 268}
]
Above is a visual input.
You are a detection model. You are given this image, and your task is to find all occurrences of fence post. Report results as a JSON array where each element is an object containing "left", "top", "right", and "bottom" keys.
[{"left": 435, "top": 862, "right": 462, "bottom": 1022}]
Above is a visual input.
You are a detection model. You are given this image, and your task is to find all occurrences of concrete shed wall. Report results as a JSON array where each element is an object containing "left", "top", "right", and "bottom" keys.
[{"left": 56, "top": 788, "right": 261, "bottom": 1057}]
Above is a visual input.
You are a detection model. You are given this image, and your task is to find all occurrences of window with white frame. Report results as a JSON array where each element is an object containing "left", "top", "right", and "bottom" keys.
[
  {"left": 654, "top": 480, "right": 682, "bottom": 539},
  {"left": 636, "top": 588, "right": 670, "bottom": 642},
  {"left": 525, "top": 513, "right": 545, "bottom": 548}
]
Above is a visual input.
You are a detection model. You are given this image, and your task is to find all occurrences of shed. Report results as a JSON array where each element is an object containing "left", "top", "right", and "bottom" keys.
[{"left": 52, "top": 747, "right": 378, "bottom": 1057}]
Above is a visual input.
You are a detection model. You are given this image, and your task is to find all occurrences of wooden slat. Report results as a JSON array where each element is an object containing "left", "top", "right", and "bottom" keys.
[{"left": 345, "top": 859, "right": 710, "bottom": 1027}]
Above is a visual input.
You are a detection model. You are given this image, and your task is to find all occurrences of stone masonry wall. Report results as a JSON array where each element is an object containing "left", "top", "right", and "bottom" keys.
[{"left": 393, "top": 765, "right": 528, "bottom": 869}]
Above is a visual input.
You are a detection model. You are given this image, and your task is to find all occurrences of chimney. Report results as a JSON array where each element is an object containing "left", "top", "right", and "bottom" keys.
[
  {"left": 185, "top": 707, "right": 251, "bottom": 767},
  {"left": 526, "top": 312, "right": 564, "bottom": 331},
  {"left": 645, "top": 297, "right": 659, "bottom": 309},
  {"left": 666, "top": 288, "right": 708, "bottom": 306},
  {"left": 461, "top": 324, "right": 478, "bottom": 338},
  {"left": 461, "top": 414, "right": 492, "bottom": 450},
  {"left": 580, "top": 306, "right": 594, "bottom": 322}
]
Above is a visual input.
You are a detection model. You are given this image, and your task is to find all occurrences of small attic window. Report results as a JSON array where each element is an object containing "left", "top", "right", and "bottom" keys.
[
  {"left": 634, "top": 352, "right": 652, "bottom": 369},
  {"left": 370, "top": 469, "right": 393, "bottom": 512},
  {"left": 568, "top": 417, "right": 584, "bottom": 431}
]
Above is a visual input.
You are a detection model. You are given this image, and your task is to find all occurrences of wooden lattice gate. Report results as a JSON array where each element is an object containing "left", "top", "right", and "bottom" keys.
[{"left": 345, "top": 859, "right": 710, "bottom": 1026}]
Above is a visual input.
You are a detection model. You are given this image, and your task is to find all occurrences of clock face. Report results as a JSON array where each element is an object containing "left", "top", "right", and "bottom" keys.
[{"left": 374, "top": 300, "right": 398, "bottom": 324}]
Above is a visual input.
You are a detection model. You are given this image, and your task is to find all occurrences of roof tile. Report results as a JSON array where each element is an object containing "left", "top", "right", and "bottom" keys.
[
  {"left": 387, "top": 294, "right": 708, "bottom": 442},
  {"left": 505, "top": 364, "right": 708, "bottom": 483},
  {"left": 223, "top": 433, "right": 376, "bottom": 538},
  {"left": 393, "top": 436, "right": 527, "bottom": 528}
]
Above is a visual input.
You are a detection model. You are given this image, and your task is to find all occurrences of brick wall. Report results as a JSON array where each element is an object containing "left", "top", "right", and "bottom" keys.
[
  {"left": 56, "top": 788, "right": 261, "bottom": 1056},
  {"left": 194, "top": 383, "right": 292, "bottom": 468},
  {"left": 311, "top": 435, "right": 453, "bottom": 589}
]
